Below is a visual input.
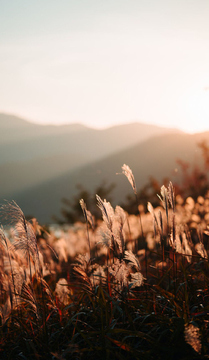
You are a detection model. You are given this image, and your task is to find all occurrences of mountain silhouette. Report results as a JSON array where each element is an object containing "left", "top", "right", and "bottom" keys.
[
  {"left": 9, "top": 130, "right": 209, "bottom": 224},
  {"left": 0, "top": 113, "right": 181, "bottom": 204}
]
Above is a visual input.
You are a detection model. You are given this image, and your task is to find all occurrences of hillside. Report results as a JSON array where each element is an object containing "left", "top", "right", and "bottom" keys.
[
  {"left": 0, "top": 113, "right": 180, "bottom": 158},
  {"left": 0, "top": 113, "right": 88, "bottom": 144},
  {"left": 10, "top": 131, "right": 209, "bottom": 223},
  {"left": 0, "top": 113, "right": 181, "bottom": 197}
]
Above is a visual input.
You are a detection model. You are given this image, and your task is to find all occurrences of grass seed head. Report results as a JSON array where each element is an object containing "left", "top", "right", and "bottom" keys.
[
  {"left": 184, "top": 323, "right": 202, "bottom": 354},
  {"left": 121, "top": 164, "right": 137, "bottom": 195}
]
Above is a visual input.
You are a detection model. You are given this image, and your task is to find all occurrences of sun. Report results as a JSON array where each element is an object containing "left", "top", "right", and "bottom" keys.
[{"left": 179, "top": 85, "right": 209, "bottom": 133}]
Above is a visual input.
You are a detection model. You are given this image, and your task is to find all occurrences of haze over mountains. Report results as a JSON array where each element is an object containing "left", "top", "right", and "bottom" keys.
[{"left": 0, "top": 113, "right": 208, "bottom": 223}]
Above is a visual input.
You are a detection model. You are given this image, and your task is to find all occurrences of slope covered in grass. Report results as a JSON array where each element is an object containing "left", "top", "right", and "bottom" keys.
[{"left": 0, "top": 169, "right": 209, "bottom": 359}]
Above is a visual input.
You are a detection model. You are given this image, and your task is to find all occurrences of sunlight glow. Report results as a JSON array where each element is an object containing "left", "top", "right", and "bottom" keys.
[{"left": 1, "top": 1, "right": 209, "bottom": 133}]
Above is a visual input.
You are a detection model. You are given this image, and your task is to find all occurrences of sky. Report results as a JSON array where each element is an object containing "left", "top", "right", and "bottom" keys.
[{"left": 1, "top": 0, "right": 209, "bottom": 133}]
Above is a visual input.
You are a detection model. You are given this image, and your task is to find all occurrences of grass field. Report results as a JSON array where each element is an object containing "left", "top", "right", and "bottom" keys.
[{"left": 0, "top": 165, "right": 209, "bottom": 359}]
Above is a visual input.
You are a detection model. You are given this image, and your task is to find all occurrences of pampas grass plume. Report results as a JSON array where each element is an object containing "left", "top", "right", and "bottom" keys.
[{"left": 121, "top": 164, "right": 137, "bottom": 195}]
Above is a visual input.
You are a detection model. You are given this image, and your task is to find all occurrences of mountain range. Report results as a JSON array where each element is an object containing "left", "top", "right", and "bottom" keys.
[{"left": 0, "top": 113, "right": 208, "bottom": 224}]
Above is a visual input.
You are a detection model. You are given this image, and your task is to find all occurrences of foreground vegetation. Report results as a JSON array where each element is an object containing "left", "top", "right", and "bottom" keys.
[{"left": 1, "top": 165, "right": 209, "bottom": 359}]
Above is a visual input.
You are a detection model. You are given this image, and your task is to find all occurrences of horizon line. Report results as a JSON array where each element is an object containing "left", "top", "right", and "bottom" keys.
[{"left": 0, "top": 111, "right": 207, "bottom": 135}]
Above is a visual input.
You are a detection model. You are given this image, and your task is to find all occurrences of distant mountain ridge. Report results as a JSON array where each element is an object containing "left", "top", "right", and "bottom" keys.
[
  {"left": 0, "top": 113, "right": 89, "bottom": 144},
  {"left": 11, "top": 130, "right": 209, "bottom": 223},
  {"left": 0, "top": 113, "right": 181, "bottom": 142},
  {"left": 0, "top": 113, "right": 185, "bottom": 223},
  {"left": 0, "top": 114, "right": 35, "bottom": 128},
  {"left": 0, "top": 112, "right": 181, "bottom": 164}
]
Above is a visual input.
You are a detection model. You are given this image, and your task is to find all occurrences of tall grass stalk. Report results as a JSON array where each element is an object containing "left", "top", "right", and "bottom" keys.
[
  {"left": 80, "top": 199, "right": 91, "bottom": 259},
  {"left": 121, "top": 164, "right": 147, "bottom": 281}
]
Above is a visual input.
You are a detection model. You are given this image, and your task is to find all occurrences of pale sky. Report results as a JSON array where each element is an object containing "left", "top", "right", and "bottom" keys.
[{"left": 1, "top": 0, "right": 209, "bottom": 133}]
